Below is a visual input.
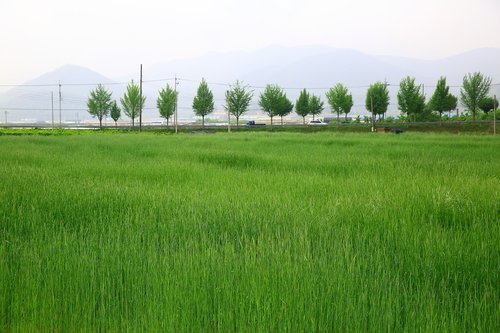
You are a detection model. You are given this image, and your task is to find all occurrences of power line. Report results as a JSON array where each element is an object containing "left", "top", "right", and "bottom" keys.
[{"left": 1, "top": 78, "right": 499, "bottom": 90}]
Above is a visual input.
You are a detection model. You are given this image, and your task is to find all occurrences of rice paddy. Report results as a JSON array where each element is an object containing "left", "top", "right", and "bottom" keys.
[{"left": 0, "top": 131, "right": 498, "bottom": 331}]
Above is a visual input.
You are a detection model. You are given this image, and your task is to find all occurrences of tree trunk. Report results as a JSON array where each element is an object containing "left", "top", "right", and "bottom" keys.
[
  {"left": 202, "top": 115, "right": 205, "bottom": 128},
  {"left": 303, "top": 116, "right": 305, "bottom": 125},
  {"left": 345, "top": 113, "right": 347, "bottom": 121},
  {"left": 336, "top": 112, "right": 339, "bottom": 124},
  {"left": 281, "top": 116, "right": 283, "bottom": 126},
  {"left": 313, "top": 114, "right": 315, "bottom": 121},
  {"left": 270, "top": 116, "right": 273, "bottom": 127},
  {"left": 115, "top": 121, "right": 117, "bottom": 128},
  {"left": 99, "top": 118, "right": 102, "bottom": 130},
  {"left": 167, "top": 117, "right": 169, "bottom": 128},
  {"left": 132, "top": 118, "right": 135, "bottom": 128},
  {"left": 236, "top": 116, "right": 239, "bottom": 128}
]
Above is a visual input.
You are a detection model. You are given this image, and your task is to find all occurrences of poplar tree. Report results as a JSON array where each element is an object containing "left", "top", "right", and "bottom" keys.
[
  {"left": 192, "top": 79, "right": 214, "bottom": 128},
  {"left": 157, "top": 84, "right": 177, "bottom": 127},
  {"left": 110, "top": 101, "right": 121, "bottom": 128},
  {"left": 428, "top": 77, "right": 457, "bottom": 121},
  {"left": 326, "top": 84, "right": 353, "bottom": 123},
  {"left": 121, "top": 81, "right": 146, "bottom": 128},
  {"left": 460, "top": 72, "right": 491, "bottom": 122},
  {"left": 87, "top": 84, "right": 112, "bottom": 129},
  {"left": 295, "top": 89, "right": 310, "bottom": 125},
  {"left": 224, "top": 81, "right": 253, "bottom": 127}
]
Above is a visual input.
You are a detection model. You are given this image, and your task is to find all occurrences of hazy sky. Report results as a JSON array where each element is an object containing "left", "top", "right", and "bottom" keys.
[{"left": 1, "top": 0, "right": 499, "bottom": 83}]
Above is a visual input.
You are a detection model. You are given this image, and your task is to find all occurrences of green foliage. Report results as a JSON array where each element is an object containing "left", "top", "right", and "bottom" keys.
[
  {"left": 157, "top": 84, "right": 177, "bottom": 127},
  {"left": 429, "top": 77, "right": 458, "bottom": 120},
  {"left": 224, "top": 81, "right": 253, "bottom": 126},
  {"left": 121, "top": 81, "right": 146, "bottom": 128},
  {"left": 192, "top": 79, "right": 214, "bottom": 127},
  {"left": 397, "top": 77, "right": 426, "bottom": 122},
  {"left": 110, "top": 101, "right": 121, "bottom": 126},
  {"left": 87, "top": 84, "right": 113, "bottom": 129},
  {"left": 460, "top": 72, "right": 492, "bottom": 121},
  {"left": 478, "top": 96, "right": 498, "bottom": 113},
  {"left": 365, "top": 82, "right": 390, "bottom": 117},
  {"left": 295, "top": 89, "right": 310, "bottom": 124},
  {"left": 0, "top": 133, "right": 498, "bottom": 331},
  {"left": 326, "top": 84, "right": 353, "bottom": 123},
  {"left": 258, "top": 85, "right": 293, "bottom": 125},
  {"left": 308, "top": 95, "right": 324, "bottom": 121}
]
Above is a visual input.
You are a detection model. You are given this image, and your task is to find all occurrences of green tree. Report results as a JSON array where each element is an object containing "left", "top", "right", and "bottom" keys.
[
  {"left": 276, "top": 93, "right": 294, "bottom": 126},
  {"left": 365, "top": 82, "right": 390, "bottom": 124},
  {"left": 121, "top": 81, "right": 146, "bottom": 128},
  {"left": 478, "top": 96, "right": 498, "bottom": 114},
  {"left": 157, "top": 84, "right": 177, "bottom": 128},
  {"left": 192, "top": 79, "right": 214, "bottom": 128},
  {"left": 295, "top": 89, "right": 310, "bottom": 125},
  {"left": 397, "top": 77, "right": 426, "bottom": 123},
  {"left": 326, "top": 83, "right": 353, "bottom": 123},
  {"left": 309, "top": 95, "right": 324, "bottom": 121},
  {"left": 110, "top": 101, "right": 121, "bottom": 128},
  {"left": 224, "top": 81, "right": 253, "bottom": 127},
  {"left": 259, "top": 84, "right": 290, "bottom": 126},
  {"left": 460, "top": 72, "right": 492, "bottom": 122},
  {"left": 428, "top": 77, "right": 457, "bottom": 121},
  {"left": 87, "top": 84, "right": 112, "bottom": 129}
]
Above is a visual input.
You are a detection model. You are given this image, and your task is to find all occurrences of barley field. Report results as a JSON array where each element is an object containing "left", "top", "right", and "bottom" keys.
[{"left": 0, "top": 131, "right": 498, "bottom": 331}]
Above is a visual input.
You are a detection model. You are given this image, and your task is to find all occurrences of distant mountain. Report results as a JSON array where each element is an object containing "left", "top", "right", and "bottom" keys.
[
  {"left": 0, "top": 65, "right": 119, "bottom": 123},
  {"left": 24, "top": 64, "right": 115, "bottom": 85},
  {"left": 2, "top": 47, "right": 499, "bottom": 122}
]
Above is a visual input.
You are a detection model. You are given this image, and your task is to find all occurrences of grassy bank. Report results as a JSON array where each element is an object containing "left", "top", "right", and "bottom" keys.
[{"left": 0, "top": 132, "right": 498, "bottom": 331}]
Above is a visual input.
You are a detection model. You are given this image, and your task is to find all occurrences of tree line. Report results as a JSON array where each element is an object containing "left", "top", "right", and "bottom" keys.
[{"left": 87, "top": 72, "right": 496, "bottom": 129}]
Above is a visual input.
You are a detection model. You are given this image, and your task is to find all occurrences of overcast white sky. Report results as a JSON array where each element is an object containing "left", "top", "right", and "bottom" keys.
[{"left": 1, "top": 0, "right": 499, "bottom": 83}]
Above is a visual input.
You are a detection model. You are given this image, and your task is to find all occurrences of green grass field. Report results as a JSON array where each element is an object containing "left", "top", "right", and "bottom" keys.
[{"left": 0, "top": 131, "right": 498, "bottom": 331}]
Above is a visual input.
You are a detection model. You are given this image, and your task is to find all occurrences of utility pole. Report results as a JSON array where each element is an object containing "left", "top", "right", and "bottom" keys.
[
  {"left": 227, "top": 91, "right": 231, "bottom": 133},
  {"left": 494, "top": 95, "right": 497, "bottom": 135},
  {"left": 174, "top": 75, "right": 179, "bottom": 134},
  {"left": 58, "top": 81, "right": 62, "bottom": 128},
  {"left": 51, "top": 92, "right": 54, "bottom": 129},
  {"left": 370, "top": 94, "right": 375, "bottom": 132},
  {"left": 139, "top": 64, "right": 143, "bottom": 132}
]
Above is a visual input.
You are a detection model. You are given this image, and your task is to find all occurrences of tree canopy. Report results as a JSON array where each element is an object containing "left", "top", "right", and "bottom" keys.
[
  {"left": 157, "top": 84, "right": 177, "bottom": 127},
  {"left": 326, "top": 84, "right": 353, "bottom": 123},
  {"left": 121, "top": 81, "right": 146, "bottom": 128},
  {"left": 460, "top": 72, "right": 492, "bottom": 121},
  {"left": 309, "top": 95, "right": 324, "bottom": 121},
  {"left": 110, "top": 101, "right": 121, "bottom": 127},
  {"left": 192, "top": 79, "right": 214, "bottom": 127},
  {"left": 428, "top": 77, "right": 457, "bottom": 120},
  {"left": 224, "top": 81, "right": 253, "bottom": 127},
  {"left": 295, "top": 89, "right": 310, "bottom": 124},
  {"left": 397, "top": 77, "right": 426, "bottom": 122},
  {"left": 87, "top": 84, "right": 112, "bottom": 129},
  {"left": 365, "top": 82, "right": 390, "bottom": 118},
  {"left": 258, "top": 85, "right": 292, "bottom": 126},
  {"left": 478, "top": 96, "right": 498, "bottom": 113}
]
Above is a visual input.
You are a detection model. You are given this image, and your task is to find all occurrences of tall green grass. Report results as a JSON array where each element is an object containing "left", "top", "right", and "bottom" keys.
[{"left": 0, "top": 132, "right": 498, "bottom": 331}]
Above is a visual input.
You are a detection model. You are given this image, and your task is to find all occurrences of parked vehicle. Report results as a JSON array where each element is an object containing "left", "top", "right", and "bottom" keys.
[
  {"left": 246, "top": 121, "right": 266, "bottom": 127},
  {"left": 308, "top": 120, "right": 327, "bottom": 126}
]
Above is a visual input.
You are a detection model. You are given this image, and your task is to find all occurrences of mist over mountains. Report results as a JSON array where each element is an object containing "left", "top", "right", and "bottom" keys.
[{"left": 1, "top": 45, "right": 499, "bottom": 123}]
